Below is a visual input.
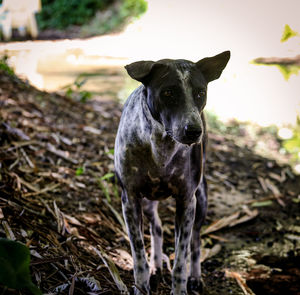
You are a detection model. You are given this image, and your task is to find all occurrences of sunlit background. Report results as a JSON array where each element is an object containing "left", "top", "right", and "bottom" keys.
[
  {"left": 0, "top": 0, "right": 299, "bottom": 125},
  {"left": 1, "top": 0, "right": 299, "bottom": 126}
]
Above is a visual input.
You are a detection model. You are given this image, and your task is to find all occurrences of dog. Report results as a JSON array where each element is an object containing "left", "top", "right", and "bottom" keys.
[{"left": 114, "top": 51, "right": 230, "bottom": 294}]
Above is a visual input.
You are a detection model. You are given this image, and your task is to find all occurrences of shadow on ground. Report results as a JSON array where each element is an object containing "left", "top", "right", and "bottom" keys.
[{"left": 0, "top": 70, "right": 299, "bottom": 294}]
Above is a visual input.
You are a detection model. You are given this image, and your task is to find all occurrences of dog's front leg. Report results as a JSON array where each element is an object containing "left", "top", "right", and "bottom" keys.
[
  {"left": 172, "top": 195, "right": 196, "bottom": 295},
  {"left": 122, "top": 191, "right": 150, "bottom": 294},
  {"left": 188, "top": 179, "right": 207, "bottom": 293}
]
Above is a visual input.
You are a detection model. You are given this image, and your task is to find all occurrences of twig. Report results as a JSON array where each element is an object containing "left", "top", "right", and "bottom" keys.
[
  {"left": 23, "top": 183, "right": 60, "bottom": 197},
  {"left": 20, "top": 147, "right": 35, "bottom": 168},
  {"left": 254, "top": 55, "right": 300, "bottom": 66},
  {"left": 2, "top": 220, "right": 16, "bottom": 240},
  {"left": 31, "top": 256, "right": 69, "bottom": 265},
  {"left": 46, "top": 143, "right": 78, "bottom": 164}
]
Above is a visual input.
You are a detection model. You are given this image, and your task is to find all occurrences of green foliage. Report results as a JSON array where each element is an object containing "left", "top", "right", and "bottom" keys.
[
  {"left": 100, "top": 172, "right": 115, "bottom": 181},
  {"left": 120, "top": 0, "right": 147, "bottom": 19},
  {"left": 0, "top": 56, "right": 14, "bottom": 76},
  {"left": 37, "top": 0, "right": 113, "bottom": 30},
  {"left": 80, "top": 0, "right": 147, "bottom": 36},
  {"left": 0, "top": 238, "right": 41, "bottom": 294},
  {"left": 205, "top": 110, "right": 226, "bottom": 132},
  {"left": 106, "top": 148, "right": 115, "bottom": 156},
  {"left": 275, "top": 64, "right": 300, "bottom": 80},
  {"left": 281, "top": 24, "right": 298, "bottom": 42},
  {"left": 98, "top": 172, "right": 119, "bottom": 203},
  {"left": 76, "top": 166, "right": 85, "bottom": 176},
  {"left": 253, "top": 24, "right": 300, "bottom": 81},
  {"left": 37, "top": 0, "right": 147, "bottom": 34},
  {"left": 282, "top": 116, "right": 300, "bottom": 160},
  {"left": 205, "top": 110, "right": 245, "bottom": 136},
  {"left": 63, "top": 76, "right": 92, "bottom": 103}
]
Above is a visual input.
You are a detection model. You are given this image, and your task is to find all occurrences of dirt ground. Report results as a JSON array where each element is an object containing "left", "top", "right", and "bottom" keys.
[{"left": 0, "top": 69, "right": 299, "bottom": 295}]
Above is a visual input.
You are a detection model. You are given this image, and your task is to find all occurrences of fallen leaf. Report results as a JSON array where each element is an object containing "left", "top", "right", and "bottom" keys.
[
  {"left": 202, "top": 208, "right": 258, "bottom": 235},
  {"left": 93, "top": 246, "right": 129, "bottom": 294},
  {"left": 229, "top": 209, "right": 258, "bottom": 227},
  {"left": 225, "top": 269, "right": 255, "bottom": 295},
  {"left": 200, "top": 244, "right": 222, "bottom": 262},
  {"left": 111, "top": 249, "right": 133, "bottom": 271},
  {"left": 202, "top": 212, "right": 240, "bottom": 235}
]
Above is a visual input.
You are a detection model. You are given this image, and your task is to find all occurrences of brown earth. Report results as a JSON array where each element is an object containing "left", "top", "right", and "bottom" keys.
[{"left": 0, "top": 69, "right": 299, "bottom": 294}]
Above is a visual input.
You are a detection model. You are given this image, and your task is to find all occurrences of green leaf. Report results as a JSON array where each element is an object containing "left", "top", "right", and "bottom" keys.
[
  {"left": 0, "top": 238, "right": 42, "bottom": 295},
  {"left": 276, "top": 64, "right": 300, "bottom": 81},
  {"left": 76, "top": 166, "right": 85, "bottom": 176},
  {"left": 79, "top": 90, "right": 92, "bottom": 103},
  {"left": 100, "top": 173, "right": 114, "bottom": 181},
  {"left": 105, "top": 148, "right": 115, "bottom": 155},
  {"left": 283, "top": 137, "right": 300, "bottom": 153},
  {"left": 251, "top": 200, "right": 273, "bottom": 207},
  {"left": 65, "top": 87, "right": 73, "bottom": 98},
  {"left": 0, "top": 57, "right": 15, "bottom": 76},
  {"left": 75, "top": 78, "right": 88, "bottom": 88},
  {"left": 281, "top": 24, "right": 298, "bottom": 42}
]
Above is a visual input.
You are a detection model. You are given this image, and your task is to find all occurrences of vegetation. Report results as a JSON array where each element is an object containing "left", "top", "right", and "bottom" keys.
[
  {"left": 281, "top": 24, "right": 299, "bottom": 43},
  {"left": 37, "top": 0, "right": 147, "bottom": 35},
  {"left": 282, "top": 117, "right": 300, "bottom": 161},
  {"left": 0, "top": 239, "right": 41, "bottom": 294},
  {"left": 62, "top": 76, "right": 92, "bottom": 103},
  {"left": 253, "top": 25, "right": 300, "bottom": 167},
  {"left": 80, "top": 0, "right": 147, "bottom": 36},
  {"left": 37, "top": 0, "right": 113, "bottom": 29},
  {"left": 0, "top": 56, "right": 14, "bottom": 76}
]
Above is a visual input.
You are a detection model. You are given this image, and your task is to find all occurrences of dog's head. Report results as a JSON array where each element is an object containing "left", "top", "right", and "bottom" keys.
[{"left": 125, "top": 51, "right": 230, "bottom": 145}]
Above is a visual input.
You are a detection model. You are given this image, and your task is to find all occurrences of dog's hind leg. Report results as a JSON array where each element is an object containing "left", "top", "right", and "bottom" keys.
[
  {"left": 188, "top": 176, "right": 208, "bottom": 293},
  {"left": 143, "top": 199, "right": 163, "bottom": 291},
  {"left": 122, "top": 191, "right": 150, "bottom": 294}
]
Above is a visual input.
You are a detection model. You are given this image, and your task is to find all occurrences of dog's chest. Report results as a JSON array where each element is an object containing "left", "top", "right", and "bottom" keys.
[{"left": 123, "top": 143, "right": 194, "bottom": 200}]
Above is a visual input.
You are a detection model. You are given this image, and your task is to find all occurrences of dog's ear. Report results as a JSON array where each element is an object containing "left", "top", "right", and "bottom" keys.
[
  {"left": 196, "top": 51, "right": 230, "bottom": 83},
  {"left": 125, "top": 61, "right": 156, "bottom": 84}
]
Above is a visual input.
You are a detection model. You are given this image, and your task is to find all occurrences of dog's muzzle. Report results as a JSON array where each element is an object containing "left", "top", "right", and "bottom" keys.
[{"left": 183, "top": 124, "right": 202, "bottom": 144}]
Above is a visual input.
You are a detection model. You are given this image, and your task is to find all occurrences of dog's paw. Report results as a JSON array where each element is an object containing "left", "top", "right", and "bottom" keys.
[
  {"left": 150, "top": 267, "right": 162, "bottom": 291},
  {"left": 187, "top": 276, "right": 204, "bottom": 294}
]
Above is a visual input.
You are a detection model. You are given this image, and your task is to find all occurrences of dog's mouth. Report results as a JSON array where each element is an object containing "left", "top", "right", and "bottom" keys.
[{"left": 180, "top": 136, "right": 202, "bottom": 145}]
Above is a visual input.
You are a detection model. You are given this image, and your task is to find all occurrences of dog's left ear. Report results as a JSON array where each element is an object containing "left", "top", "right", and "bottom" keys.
[
  {"left": 196, "top": 51, "right": 230, "bottom": 83},
  {"left": 125, "top": 60, "right": 155, "bottom": 84}
]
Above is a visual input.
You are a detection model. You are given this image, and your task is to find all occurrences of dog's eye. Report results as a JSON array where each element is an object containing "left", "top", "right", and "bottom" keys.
[
  {"left": 196, "top": 89, "right": 206, "bottom": 98},
  {"left": 162, "top": 90, "right": 173, "bottom": 97}
]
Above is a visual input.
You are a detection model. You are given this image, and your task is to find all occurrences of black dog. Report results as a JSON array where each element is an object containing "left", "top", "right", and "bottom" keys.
[{"left": 114, "top": 51, "right": 230, "bottom": 294}]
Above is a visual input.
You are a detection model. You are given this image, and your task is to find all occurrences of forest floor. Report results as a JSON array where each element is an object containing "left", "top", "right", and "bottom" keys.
[{"left": 0, "top": 69, "right": 299, "bottom": 295}]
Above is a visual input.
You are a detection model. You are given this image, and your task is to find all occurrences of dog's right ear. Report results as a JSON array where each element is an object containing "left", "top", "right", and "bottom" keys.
[{"left": 125, "top": 61, "right": 155, "bottom": 84}]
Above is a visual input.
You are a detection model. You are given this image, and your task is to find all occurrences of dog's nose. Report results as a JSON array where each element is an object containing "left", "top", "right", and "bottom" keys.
[{"left": 184, "top": 125, "right": 202, "bottom": 140}]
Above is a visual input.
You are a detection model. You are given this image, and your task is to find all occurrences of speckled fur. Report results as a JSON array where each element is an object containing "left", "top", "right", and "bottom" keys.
[{"left": 114, "top": 52, "right": 230, "bottom": 295}]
